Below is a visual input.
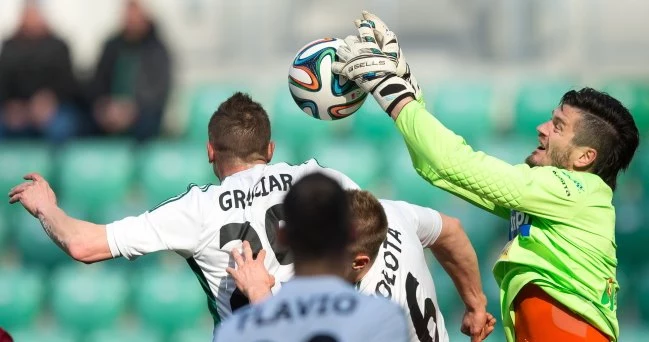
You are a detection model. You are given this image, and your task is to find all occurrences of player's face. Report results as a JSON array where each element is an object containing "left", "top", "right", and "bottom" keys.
[{"left": 525, "top": 105, "right": 582, "bottom": 169}]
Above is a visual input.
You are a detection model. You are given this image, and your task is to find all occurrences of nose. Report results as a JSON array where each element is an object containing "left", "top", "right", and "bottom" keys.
[{"left": 537, "top": 121, "right": 550, "bottom": 136}]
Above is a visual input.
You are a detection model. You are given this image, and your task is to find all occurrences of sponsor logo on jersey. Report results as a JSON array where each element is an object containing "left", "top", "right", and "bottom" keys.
[{"left": 509, "top": 210, "right": 532, "bottom": 240}]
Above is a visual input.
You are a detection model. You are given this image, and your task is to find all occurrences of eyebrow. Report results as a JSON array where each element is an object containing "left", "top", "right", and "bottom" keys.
[{"left": 552, "top": 111, "right": 566, "bottom": 125}]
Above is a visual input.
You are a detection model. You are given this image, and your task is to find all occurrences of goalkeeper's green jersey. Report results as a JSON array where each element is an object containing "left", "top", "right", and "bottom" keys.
[{"left": 395, "top": 100, "right": 619, "bottom": 342}]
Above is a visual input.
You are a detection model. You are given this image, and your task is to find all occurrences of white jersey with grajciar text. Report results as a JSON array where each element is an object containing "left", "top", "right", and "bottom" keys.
[
  {"left": 213, "top": 276, "right": 409, "bottom": 342},
  {"left": 105, "top": 159, "right": 359, "bottom": 326},
  {"left": 356, "top": 199, "right": 450, "bottom": 342}
]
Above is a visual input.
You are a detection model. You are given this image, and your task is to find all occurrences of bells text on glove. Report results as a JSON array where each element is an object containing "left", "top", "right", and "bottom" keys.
[{"left": 347, "top": 60, "right": 386, "bottom": 72}]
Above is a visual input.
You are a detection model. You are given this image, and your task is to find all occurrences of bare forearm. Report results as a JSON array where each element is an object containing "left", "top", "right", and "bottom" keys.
[
  {"left": 37, "top": 205, "right": 110, "bottom": 262},
  {"left": 431, "top": 223, "right": 486, "bottom": 310}
]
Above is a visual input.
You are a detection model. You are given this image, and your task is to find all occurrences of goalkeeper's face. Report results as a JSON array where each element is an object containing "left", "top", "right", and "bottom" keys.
[{"left": 525, "top": 105, "right": 581, "bottom": 169}]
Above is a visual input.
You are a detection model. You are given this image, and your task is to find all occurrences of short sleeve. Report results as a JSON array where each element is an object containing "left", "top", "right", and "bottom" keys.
[
  {"left": 388, "top": 200, "right": 443, "bottom": 247},
  {"left": 106, "top": 185, "right": 208, "bottom": 259}
]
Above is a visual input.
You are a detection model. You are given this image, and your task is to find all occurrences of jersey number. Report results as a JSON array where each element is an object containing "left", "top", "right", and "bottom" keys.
[
  {"left": 219, "top": 204, "right": 293, "bottom": 311},
  {"left": 406, "top": 272, "right": 438, "bottom": 342}
]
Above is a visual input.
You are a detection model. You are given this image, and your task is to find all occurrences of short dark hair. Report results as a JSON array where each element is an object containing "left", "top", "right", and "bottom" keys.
[
  {"left": 207, "top": 92, "right": 271, "bottom": 164},
  {"left": 346, "top": 190, "right": 388, "bottom": 260},
  {"left": 283, "top": 173, "right": 350, "bottom": 260},
  {"left": 561, "top": 87, "right": 640, "bottom": 190}
]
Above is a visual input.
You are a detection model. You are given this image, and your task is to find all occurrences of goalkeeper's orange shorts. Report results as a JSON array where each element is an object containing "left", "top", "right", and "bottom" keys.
[{"left": 514, "top": 284, "right": 610, "bottom": 342}]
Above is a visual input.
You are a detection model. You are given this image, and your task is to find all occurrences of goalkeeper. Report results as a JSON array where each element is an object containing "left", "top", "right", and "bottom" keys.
[{"left": 332, "top": 11, "right": 640, "bottom": 342}]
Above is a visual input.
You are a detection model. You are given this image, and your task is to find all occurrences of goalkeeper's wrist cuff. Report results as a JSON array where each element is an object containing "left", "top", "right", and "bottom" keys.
[{"left": 370, "top": 75, "right": 416, "bottom": 114}]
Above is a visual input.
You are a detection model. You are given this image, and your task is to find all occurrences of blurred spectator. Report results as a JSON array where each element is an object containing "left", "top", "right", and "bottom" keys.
[
  {"left": 0, "top": 0, "right": 80, "bottom": 143},
  {"left": 89, "top": 0, "right": 172, "bottom": 142}
]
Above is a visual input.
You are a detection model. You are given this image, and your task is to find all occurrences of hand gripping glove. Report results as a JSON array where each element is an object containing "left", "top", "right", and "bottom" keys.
[{"left": 332, "top": 20, "right": 416, "bottom": 114}]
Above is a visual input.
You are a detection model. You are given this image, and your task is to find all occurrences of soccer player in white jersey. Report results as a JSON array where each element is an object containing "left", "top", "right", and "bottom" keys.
[
  {"left": 345, "top": 190, "right": 495, "bottom": 342},
  {"left": 229, "top": 190, "right": 497, "bottom": 342},
  {"left": 213, "top": 173, "right": 409, "bottom": 342},
  {"left": 8, "top": 93, "right": 359, "bottom": 330}
]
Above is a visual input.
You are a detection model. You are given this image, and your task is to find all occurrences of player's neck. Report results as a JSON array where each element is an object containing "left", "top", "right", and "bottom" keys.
[
  {"left": 294, "top": 259, "right": 348, "bottom": 280},
  {"left": 217, "top": 159, "right": 268, "bottom": 181}
]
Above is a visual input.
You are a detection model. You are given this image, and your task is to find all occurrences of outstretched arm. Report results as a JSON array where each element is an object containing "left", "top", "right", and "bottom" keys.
[
  {"left": 395, "top": 100, "right": 586, "bottom": 222},
  {"left": 8, "top": 173, "right": 111, "bottom": 263},
  {"left": 430, "top": 214, "right": 485, "bottom": 312},
  {"left": 334, "top": 11, "right": 585, "bottom": 221},
  {"left": 429, "top": 214, "right": 495, "bottom": 341}
]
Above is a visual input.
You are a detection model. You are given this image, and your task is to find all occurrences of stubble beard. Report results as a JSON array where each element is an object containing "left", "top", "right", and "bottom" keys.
[{"left": 524, "top": 147, "right": 572, "bottom": 169}]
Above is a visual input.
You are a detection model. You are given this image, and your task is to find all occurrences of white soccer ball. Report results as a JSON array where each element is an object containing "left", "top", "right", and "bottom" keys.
[{"left": 288, "top": 38, "right": 368, "bottom": 120}]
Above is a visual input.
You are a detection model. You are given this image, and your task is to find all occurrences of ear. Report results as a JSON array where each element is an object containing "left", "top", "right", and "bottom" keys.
[
  {"left": 266, "top": 141, "right": 275, "bottom": 163},
  {"left": 351, "top": 254, "right": 370, "bottom": 271},
  {"left": 207, "top": 142, "right": 215, "bottom": 164},
  {"left": 573, "top": 146, "right": 597, "bottom": 170}
]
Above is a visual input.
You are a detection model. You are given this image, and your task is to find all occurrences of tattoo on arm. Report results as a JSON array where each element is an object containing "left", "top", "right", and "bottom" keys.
[{"left": 38, "top": 212, "right": 68, "bottom": 251}]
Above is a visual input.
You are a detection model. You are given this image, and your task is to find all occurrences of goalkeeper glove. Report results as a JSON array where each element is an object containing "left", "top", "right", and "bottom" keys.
[
  {"left": 357, "top": 11, "right": 423, "bottom": 102},
  {"left": 332, "top": 21, "right": 415, "bottom": 114}
]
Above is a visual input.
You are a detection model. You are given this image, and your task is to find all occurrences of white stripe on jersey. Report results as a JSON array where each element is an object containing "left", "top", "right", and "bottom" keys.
[
  {"left": 356, "top": 200, "right": 449, "bottom": 342},
  {"left": 213, "top": 276, "right": 409, "bottom": 342},
  {"left": 105, "top": 159, "right": 360, "bottom": 323}
]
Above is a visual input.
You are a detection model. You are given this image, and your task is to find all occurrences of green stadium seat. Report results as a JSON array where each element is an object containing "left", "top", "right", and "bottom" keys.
[
  {"left": 350, "top": 97, "right": 400, "bottom": 144},
  {"left": 308, "top": 138, "right": 381, "bottom": 189},
  {"left": 13, "top": 209, "right": 72, "bottom": 266},
  {"left": 133, "top": 265, "right": 205, "bottom": 333},
  {"left": 620, "top": 325, "right": 649, "bottom": 342},
  {"left": 0, "top": 141, "right": 53, "bottom": 197},
  {"left": 637, "top": 269, "right": 649, "bottom": 327},
  {"left": 388, "top": 166, "right": 447, "bottom": 208},
  {"left": 473, "top": 136, "right": 537, "bottom": 166},
  {"left": 185, "top": 84, "right": 250, "bottom": 141},
  {"left": 0, "top": 206, "right": 7, "bottom": 250},
  {"left": 623, "top": 143, "right": 649, "bottom": 194},
  {"left": 138, "top": 140, "right": 215, "bottom": 207},
  {"left": 615, "top": 264, "right": 635, "bottom": 323},
  {"left": 87, "top": 327, "right": 161, "bottom": 342},
  {"left": 614, "top": 199, "right": 648, "bottom": 268},
  {"left": 429, "top": 80, "right": 496, "bottom": 141},
  {"left": 513, "top": 80, "right": 577, "bottom": 137},
  {"left": 57, "top": 139, "right": 135, "bottom": 209},
  {"left": 10, "top": 327, "right": 77, "bottom": 342},
  {"left": 0, "top": 267, "right": 44, "bottom": 329},
  {"left": 601, "top": 80, "right": 649, "bottom": 136},
  {"left": 271, "top": 139, "right": 301, "bottom": 165},
  {"left": 271, "top": 86, "right": 337, "bottom": 160},
  {"left": 171, "top": 325, "right": 214, "bottom": 342},
  {"left": 51, "top": 264, "right": 128, "bottom": 332},
  {"left": 91, "top": 198, "right": 148, "bottom": 225}
]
